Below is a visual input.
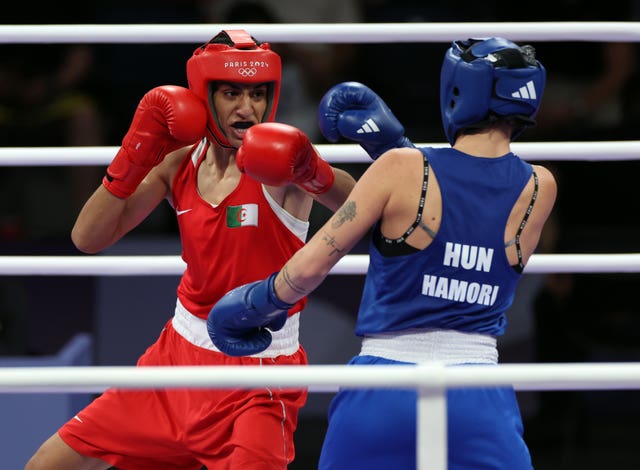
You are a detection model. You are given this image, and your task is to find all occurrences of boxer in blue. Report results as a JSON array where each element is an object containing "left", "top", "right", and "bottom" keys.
[{"left": 209, "top": 37, "right": 557, "bottom": 470}]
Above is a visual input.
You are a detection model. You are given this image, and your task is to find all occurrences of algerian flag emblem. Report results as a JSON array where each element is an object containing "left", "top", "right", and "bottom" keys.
[{"left": 226, "top": 204, "right": 258, "bottom": 228}]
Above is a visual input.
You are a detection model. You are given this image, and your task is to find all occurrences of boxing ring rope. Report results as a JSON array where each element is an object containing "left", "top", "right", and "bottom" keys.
[
  {"left": 2, "top": 22, "right": 640, "bottom": 470},
  {"left": 2, "top": 21, "right": 640, "bottom": 43},
  {"left": 0, "top": 253, "right": 639, "bottom": 276},
  {"left": 5, "top": 362, "right": 640, "bottom": 394},
  {"left": 2, "top": 140, "right": 640, "bottom": 166}
]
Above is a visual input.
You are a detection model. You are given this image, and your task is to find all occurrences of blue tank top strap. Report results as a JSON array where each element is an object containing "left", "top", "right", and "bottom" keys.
[
  {"left": 505, "top": 170, "right": 538, "bottom": 273},
  {"left": 373, "top": 151, "right": 431, "bottom": 256}
]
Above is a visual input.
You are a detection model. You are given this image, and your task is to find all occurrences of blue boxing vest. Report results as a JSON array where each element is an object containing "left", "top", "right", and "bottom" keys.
[{"left": 355, "top": 147, "right": 533, "bottom": 337}]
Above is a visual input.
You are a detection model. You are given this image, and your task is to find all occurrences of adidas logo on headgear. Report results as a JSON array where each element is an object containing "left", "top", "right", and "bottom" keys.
[
  {"left": 357, "top": 118, "right": 381, "bottom": 134},
  {"left": 511, "top": 80, "right": 537, "bottom": 100}
]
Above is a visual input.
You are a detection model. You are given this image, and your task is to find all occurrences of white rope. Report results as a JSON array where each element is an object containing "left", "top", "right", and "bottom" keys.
[
  {"left": 1, "top": 362, "right": 640, "bottom": 394},
  {"left": 2, "top": 22, "right": 640, "bottom": 44},
  {"left": 0, "top": 253, "right": 638, "bottom": 276},
  {"left": 0, "top": 141, "right": 639, "bottom": 166}
]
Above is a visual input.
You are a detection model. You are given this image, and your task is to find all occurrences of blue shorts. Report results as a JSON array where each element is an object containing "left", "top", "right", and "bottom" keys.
[{"left": 318, "top": 355, "right": 532, "bottom": 470}]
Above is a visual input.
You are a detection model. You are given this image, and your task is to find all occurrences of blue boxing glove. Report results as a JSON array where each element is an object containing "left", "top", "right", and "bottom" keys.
[
  {"left": 207, "top": 272, "right": 293, "bottom": 357},
  {"left": 318, "top": 81, "right": 415, "bottom": 160}
]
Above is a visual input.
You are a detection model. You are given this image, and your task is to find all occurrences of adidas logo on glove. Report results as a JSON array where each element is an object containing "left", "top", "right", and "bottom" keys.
[{"left": 357, "top": 118, "right": 381, "bottom": 135}]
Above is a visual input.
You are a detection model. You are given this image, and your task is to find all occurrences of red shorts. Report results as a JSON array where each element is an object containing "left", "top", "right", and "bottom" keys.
[{"left": 59, "top": 320, "right": 308, "bottom": 470}]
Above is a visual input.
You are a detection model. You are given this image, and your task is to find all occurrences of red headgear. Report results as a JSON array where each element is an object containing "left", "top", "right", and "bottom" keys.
[{"left": 186, "top": 30, "right": 282, "bottom": 147}]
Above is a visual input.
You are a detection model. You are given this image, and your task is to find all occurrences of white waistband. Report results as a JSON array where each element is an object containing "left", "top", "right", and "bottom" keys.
[
  {"left": 360, "top": 329, "right": 498, "bottom": 365},
  {"left": 172, "top": 298, "right": 300, "bottom": 358}
]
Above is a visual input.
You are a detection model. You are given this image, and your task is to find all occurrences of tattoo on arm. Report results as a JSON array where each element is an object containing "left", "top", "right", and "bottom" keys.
[
  {"left": 282, "top": 265, "right": 310, "bottom": 296},
  {"left": 331, "top": 200, "right": 356, "bottom": 229},
  {"left": 319, "top": 200, "right": 354, "bottom": 256},
  {"left": 321, "top": 231, "right": 344, "bottom": 257}
]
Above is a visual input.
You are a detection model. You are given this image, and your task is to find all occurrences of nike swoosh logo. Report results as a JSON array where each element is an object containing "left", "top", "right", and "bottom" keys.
[{"left": 176, "top": 209, "right": 193, "bottom": 216}]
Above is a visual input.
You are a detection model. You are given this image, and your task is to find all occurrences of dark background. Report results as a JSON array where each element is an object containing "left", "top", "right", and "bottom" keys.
[{"left": 1, "top": 1, "right": 640, "bottom": 469}]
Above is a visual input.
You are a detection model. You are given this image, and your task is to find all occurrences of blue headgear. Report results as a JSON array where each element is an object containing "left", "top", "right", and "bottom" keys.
[{"left": 440, "top": 37, "right": 546, "bottom": 145}]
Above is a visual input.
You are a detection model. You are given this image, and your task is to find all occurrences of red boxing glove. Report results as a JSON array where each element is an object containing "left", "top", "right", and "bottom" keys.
[
  {"left": 236, "top": 123, "right": 335, "bottom": 194},
  {"left": 103, "top": 85, "right": 207, "bottom": 198}
]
